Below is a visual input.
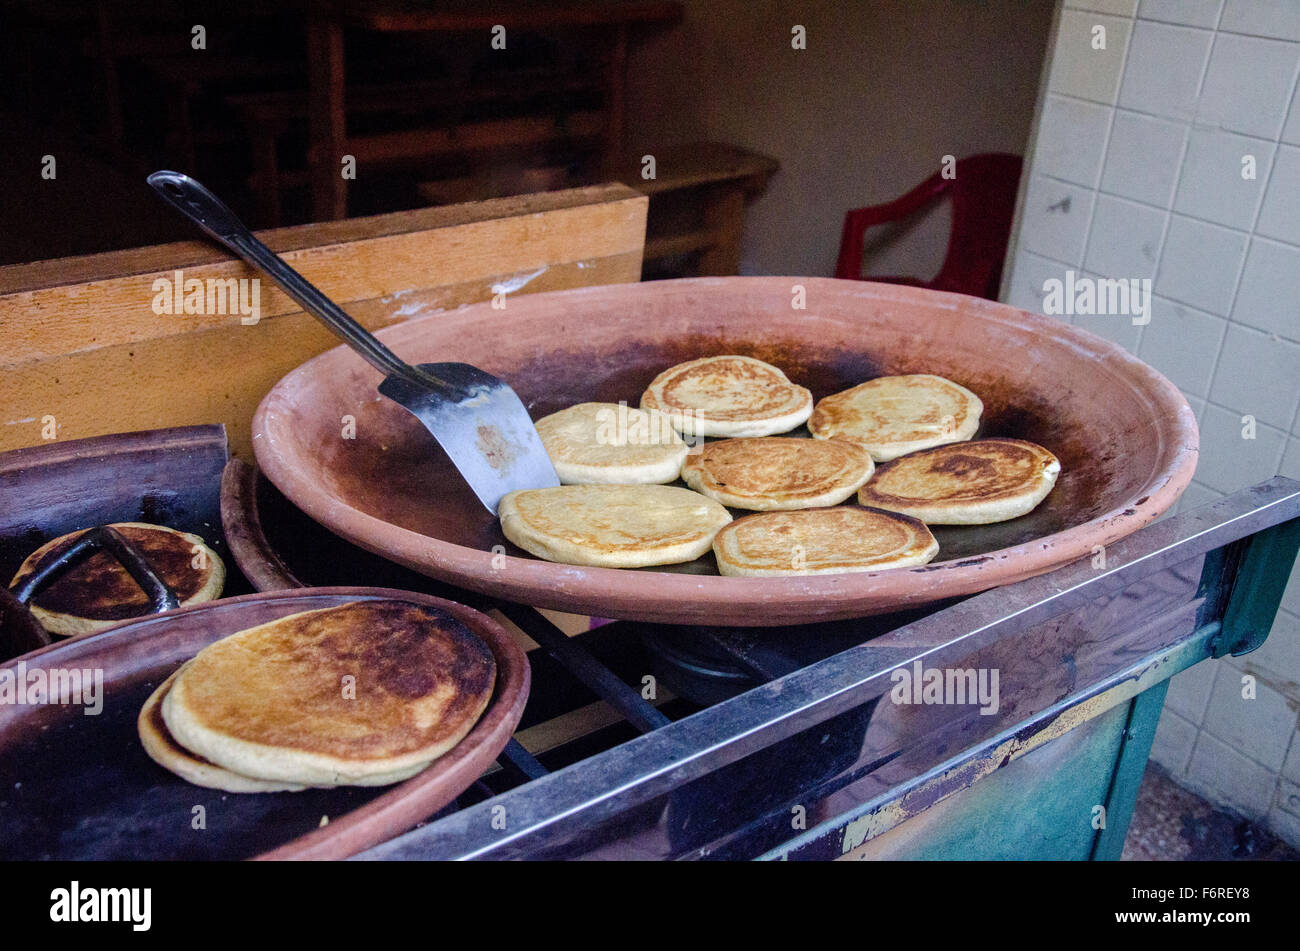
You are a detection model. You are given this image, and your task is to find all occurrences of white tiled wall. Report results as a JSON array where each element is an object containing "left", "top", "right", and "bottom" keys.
[{"left": 1004, "top": 0, "right": 1300, "bottom": 845}]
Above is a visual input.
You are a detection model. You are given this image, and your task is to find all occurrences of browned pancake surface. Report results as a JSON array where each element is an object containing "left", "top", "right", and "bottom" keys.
[
  {"left": 11, "top": 524, "right": 210, "bottom": 621},
  {"left": 652, "top": 359, "right": 793, "bottom": 420},
  {"left": 810, "top": 375, "right": 978, "bottom": 443},
  {"left": 682, "top": 437, "right": 873, "bottom": 505},
  {"left": 714, "top": 506, "right": 938, "bottom": 575},
  {"left": 174, "top": 600, "right": 495, "bottom": 762},
  {"left": 139, "top": 667, "right": 308, "bottom": 792},
  {"left": 862, "top": 439, "right": 1055, "bottom": 505}
]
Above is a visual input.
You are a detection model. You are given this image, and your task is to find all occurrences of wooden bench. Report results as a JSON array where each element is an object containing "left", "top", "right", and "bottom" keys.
[{"left": 0, "top": 184, "right": 648, "bottom": 459}]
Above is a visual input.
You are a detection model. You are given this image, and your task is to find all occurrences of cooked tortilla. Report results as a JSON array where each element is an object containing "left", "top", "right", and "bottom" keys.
[
  {"left": 680, "top": 436, "right": 875, "bottom": 510},
  {"left": 162, "top": 600, "right": 496, "bottom": 787},
  {"left": 857, "top": 438, "right": 1060, "bottom": 524},
  {"left": 809, "top": 374, "right": 983, "bottom": 461},
  {"left": 713, "top": 506, "right": 939, "bottom": 576},
  {"left": 535, "top": 402, "right": 688, "bottom": 484},
  {"left": 10, "top": 522, "right": 225, "bottom": 637},
  {"left": 138, "top": 665, "right": 308, "bottom": 793},
  {"left": 499, "top": 483, "right": 732, "bottom": 568},
  {"left": 640, "top": 355, "right": 813, "bottom": 437}
]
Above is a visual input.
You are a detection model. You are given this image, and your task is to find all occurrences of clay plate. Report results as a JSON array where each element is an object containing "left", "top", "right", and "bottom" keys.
[
  {"left": 252, "top": 278, "right": 1198, "bottom": 626},
  {"left": 0, "top": 587, "right": 529, "bottom": 860}
]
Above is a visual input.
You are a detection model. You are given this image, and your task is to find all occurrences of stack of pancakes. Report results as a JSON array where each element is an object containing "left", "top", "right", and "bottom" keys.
[
  {"left": 502, "top": 355, "right": 1060, "bottom": 576},
  {"left": 138, "top": 600, "right": 496, "bottom": 792}
]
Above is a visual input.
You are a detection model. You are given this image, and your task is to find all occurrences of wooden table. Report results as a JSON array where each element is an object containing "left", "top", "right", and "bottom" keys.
[{"left": 306, "top": 1, "right": 682, "bottom": 221}]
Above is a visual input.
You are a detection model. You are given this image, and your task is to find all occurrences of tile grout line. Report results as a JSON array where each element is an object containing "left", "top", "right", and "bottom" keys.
[
  {"left": 1067, "top": 8, "right": 1139, "bottom": 277},
  {"left": 1094, "top": 13, "right": 1141, "bottom": 347},
  {"left": 1023, "top": 246, "right": 1300, "bottom": 346},
  {"left": 1139, "top": 95, "right": 1197, "bottom": 356},
  {"left": 1052, "top": 90, "right": 1300, "bottom": 148},
  {"left": 1038, "top": 170, "right": 1282, "bottom": 242},
  {"left": 1094, "top": 0, "right": 1300, "bottom": 43},
  {"left": 1006, "top": 275, "right": 1300, "bottom": 375},
  {"left": 1212, "top": 58, "right": 1299, "bottom": 432}
]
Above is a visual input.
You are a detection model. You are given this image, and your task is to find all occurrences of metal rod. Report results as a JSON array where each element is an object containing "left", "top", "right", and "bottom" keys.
[
  {"left": 357, "top": 478, "right": 1300, "bottom": 860},
  {"left": 13, "top": 525, "right": 180, "bottom": 613},
  {"left": 147, "top": 171, "right": 435, "bottom": 387},
  {"left": 497, "top": 603, "right": 671, "bottom": 733},
  {"left": 497, "top": 738, "right": 549, "bottom": 783}
]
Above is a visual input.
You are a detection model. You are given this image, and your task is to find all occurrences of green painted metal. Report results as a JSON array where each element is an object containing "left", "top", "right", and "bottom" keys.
[
  {"left": 1090, "top": 679, "right": 1170, "bottom": 860},
  {"left": 1212, "top": 518, "right": 1300, "bottom": 658},
  {"left": 798, "top": 516, "right": 1300, "bottom": 860},
  {"left": 843, "top": 705, "right": 1130, "bottom": 860},
  {"left": 765, "top": 620, "right": 1224, "bottom": 861}
]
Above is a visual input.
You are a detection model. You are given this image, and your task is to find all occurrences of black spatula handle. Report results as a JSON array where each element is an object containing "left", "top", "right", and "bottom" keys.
[{"left": 147, "top": 170, "right": 423, "bottom": 384}]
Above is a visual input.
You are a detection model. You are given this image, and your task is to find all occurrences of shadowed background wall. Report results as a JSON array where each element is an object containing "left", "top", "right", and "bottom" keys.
[{"left": 626, "top": 0, "right": 1055, "bottom": 277}]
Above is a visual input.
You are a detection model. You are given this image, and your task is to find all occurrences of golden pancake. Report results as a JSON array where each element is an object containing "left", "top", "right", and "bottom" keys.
[
  {"left": 809, "top": 374, "right": 983, "bottom": 461},
  {"left": 536, "top": 402, "right": 688, "bottom": 484},
  {"left": 162, "top": 600, "right": 496, "bottom": 787},
  {"left": 10, "top": 522, "right": 225, "bottom": 637},
  {"left": 138, "top": 665, "right": 308, "bottom": 793},
  {"left": 680, "top": 437, "right": 875, "bottom": 511},
  {"left": 857, "top": 438, "right": 1061, "bottom": 525},
  {"left": 713, "top": 506, "right": 939, "bottom": 576},
  {"left": 640, "top": 355, "right": 813, "bottom": 437},
  {"left": 499, "top": 484, "right": 732, "bottom": 568}
]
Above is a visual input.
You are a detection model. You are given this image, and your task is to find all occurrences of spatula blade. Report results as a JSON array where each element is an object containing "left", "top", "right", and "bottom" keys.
[{"left": 379, "top": 363, "right": 559, "bottom": 514}]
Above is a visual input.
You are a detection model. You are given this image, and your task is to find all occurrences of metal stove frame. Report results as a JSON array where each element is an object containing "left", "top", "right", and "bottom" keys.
[{"left": 359, "top": 477, "right": 1300, "bottom": 860}]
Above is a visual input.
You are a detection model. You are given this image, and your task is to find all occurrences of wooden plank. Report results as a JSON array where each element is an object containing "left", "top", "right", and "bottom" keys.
[
  {"left": 0, "top": 184, "right": 640, "bottom": 292},
  {"left": 615, "top": 142, "right": 779, "bottom": 196},
  {"left": 230, "top": 72, "right": 599, "bottom": 125},
  {"left": 348, "top": 1, "right": 684, "bottom": 32},
  {"left": 0, "top": 185, "right": 647, "bottom": 458},
  {"left": 307, "top": 15, "right": 347, "bottom": 221},
  {"left": 697, "top": 185, "right": 747, "bottom": 276},
  {"left": 1, "top": 184, "right": 646, "bottom": 364},
  {"left": 349, "top": 111, "right": 605, "bottom": 165},
  {"left": 643, "top": 229, "right": 716, "bottom": 261}
]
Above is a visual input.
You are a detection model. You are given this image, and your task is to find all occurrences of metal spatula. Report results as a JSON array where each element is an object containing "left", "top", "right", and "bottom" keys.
[{"left": 147, "top": 170, "right": 559, "bottom": 513}]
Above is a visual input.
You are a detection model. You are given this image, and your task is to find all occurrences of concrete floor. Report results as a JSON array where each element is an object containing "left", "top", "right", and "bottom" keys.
[{"left": 1122, "top": 762, "right": 1298, "bottom": 861}]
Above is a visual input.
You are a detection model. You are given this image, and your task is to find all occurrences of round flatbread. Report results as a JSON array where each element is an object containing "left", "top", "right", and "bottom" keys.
[
  {"left": 499, "top": 484, "right": 732, "bottom": 568},
  {"left": 713, "top": 506, "right": 939, "bottom": 576},
  {"left": 680, "top": 437, "right": 875, "bottom": 511},
  {"left": 138, "top": 665, "right": 308, "bottom": 793},
  {"left": 640, "top": 355, "right": 813, "bottom": 437},
  {"left": 162, "top": 600, "right": 496, "bottom": 787},
  {"left": 809, "top": 374, "right": 983, "bottom": 462},
  {"left": 857, "top": 438, "right": 1061, "bottom": 525},
  {"left": 10, "top": 522, "right": 225, "bottom": 637},
  {"left": 535, "top": 402, "right": 688, "bottom": 484}
]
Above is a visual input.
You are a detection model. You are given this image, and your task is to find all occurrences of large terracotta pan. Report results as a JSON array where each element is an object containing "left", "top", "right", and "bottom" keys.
[{"left": 252, "top": 277, "right": 1198, "bottom": 626}]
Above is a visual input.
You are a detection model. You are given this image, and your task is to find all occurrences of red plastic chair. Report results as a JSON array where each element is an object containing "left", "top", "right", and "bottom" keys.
[{"left": 835, "top": 153, "right": 1023, "bottom": 301}]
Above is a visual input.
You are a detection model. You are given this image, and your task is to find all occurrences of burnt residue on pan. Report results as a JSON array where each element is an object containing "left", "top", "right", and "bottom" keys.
[
  {"left": 273, "top": 305, "right": 1172, "bottom": 577},
  {"left": 439, "top": 337, "right": 1123, "bottom": 569}
]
